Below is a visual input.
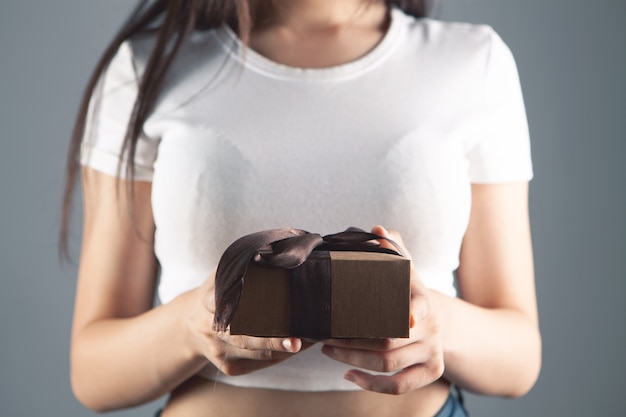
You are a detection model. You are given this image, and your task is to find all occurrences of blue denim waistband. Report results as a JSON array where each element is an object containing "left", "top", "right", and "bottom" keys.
[{"left": 433, "top": 387, "right": 468, "bottom": 417}]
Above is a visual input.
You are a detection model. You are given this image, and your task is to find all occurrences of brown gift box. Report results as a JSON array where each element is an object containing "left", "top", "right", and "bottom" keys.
[{"left": 229, "top": 250, "right": 410, "bottom": 339}]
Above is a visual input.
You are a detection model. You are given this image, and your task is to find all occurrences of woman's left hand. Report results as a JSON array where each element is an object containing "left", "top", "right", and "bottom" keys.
[{"left": 321, "top": 225, "right": 445, "bottom": 395}]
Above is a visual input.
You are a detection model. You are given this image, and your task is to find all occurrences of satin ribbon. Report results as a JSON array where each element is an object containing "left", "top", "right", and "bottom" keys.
[{"left": 213, "top": 227, "right": 405, "bottom": 332}]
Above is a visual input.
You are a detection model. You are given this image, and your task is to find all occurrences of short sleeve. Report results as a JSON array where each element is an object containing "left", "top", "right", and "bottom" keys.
[
  {"left": 80, "top": 41, "right": 158, "bottom": 181},
  {"left": 466, "top": 28, "right": 533, "bottom": 183}
]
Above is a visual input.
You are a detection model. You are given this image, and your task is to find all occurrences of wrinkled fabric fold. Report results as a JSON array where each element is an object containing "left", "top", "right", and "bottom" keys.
[{"left": 213, "top": 227, "right": 405, "bottom": 332}]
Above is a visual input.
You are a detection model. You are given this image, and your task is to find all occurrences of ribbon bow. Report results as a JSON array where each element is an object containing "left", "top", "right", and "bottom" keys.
[{"left": 213, "top": 227, "right": 405, "bottom": 332}]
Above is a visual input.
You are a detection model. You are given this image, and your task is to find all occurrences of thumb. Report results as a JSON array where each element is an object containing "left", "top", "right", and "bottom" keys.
[
  {"left": 370, "top": 225, "right": 411, "bottom": 259},
  {"left": 370, "top": 224, "right": 388, "bottom": 238}
]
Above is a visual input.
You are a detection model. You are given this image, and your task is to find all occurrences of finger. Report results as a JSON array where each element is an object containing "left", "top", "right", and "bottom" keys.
[
  {"left": 220, "top": 332, "right": 302, "bottom": 353},
  {"left": 224, "top": 345, "right": 298, "bottom": 362},
  {"left": 203, "top": 289, "right": 216, "bottom": 314},
  {"left": 371, "top": 226, "right": 429, "bottom": 329},
  {"left": 370, "top": 225, "right": 411, "bottom": 258},
  {"left": 322, "top": 342, "right": 431, "bottom": 373},
  {"left": 215, "top": 339, "right": 312, "bottom": 375},
  {"left": 215, "top": 357, "right": 284, "bottom": 376},
  {"left": 410, "top": 290, "right": 430, "bottom": 323},
  {"left": 322, "top": 338, "right": 408, "bottom": 351},
  {"left": 344, "top": 361, "right": 445, "bottom": 395},
  {"left": 202, "top": 271, "right": 218, "bottom": 314}
]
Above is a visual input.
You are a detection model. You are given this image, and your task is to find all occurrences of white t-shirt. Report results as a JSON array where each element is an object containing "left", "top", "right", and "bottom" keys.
[{"left": 81, "top": 7, "right": 532, "bottom": 391}]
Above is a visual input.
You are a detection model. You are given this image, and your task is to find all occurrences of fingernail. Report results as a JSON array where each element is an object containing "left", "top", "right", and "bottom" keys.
[{"left": 344, "top": 372, "right": 356, "bottom": 382}]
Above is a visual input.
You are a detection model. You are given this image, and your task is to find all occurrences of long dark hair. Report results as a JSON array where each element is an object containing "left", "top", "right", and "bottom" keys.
[{"left": 59, "top": 0, "right": 431, "bottom": 258}]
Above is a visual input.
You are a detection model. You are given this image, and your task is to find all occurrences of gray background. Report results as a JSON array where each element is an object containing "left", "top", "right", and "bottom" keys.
[{"left": 1, "top": 0, "right": 624, "bottom": 415}]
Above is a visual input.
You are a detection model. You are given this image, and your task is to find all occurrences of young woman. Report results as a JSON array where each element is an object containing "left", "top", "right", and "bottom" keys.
[{"left": 62, "top": 0, "right": 541, "bottom": 416}]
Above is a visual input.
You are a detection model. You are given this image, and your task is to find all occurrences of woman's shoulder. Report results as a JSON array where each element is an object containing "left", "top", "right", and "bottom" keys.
[
  {"left": 390, "top": 8, "right": 520, "bottom": 83},
  {"left": 112, "top": 27, "right": 233, "bottom": 108},
  {"left": 394, "top": 8, "right": 506, "bottom": 59},
  {"left": 123, "top": 28, "right": 227, "bottom": 76}
]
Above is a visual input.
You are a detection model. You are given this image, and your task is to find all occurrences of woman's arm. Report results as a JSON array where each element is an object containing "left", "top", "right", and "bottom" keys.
[
  {"left": 70, "top": 168, "right": 205, "bottom": 411},
  {"left": 437, "top": 182, "right": 541, "bottom": 396},
  {"left": 70, "top": 168, "right": 303, "bottom": 412},
  {"left": 322, "top": 182, "right": 541, "bottom": 397}
]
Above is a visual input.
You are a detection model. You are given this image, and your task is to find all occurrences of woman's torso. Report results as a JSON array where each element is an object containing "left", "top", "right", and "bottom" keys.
[
  {"left": 142, "top": 9, "right": 493, "bottom": 309},
  {"left": 82, "top": 6, "right": 531, "bottom": 407},
  {"left": 162, "top": 376, "right": 451, "bottom": 417}
]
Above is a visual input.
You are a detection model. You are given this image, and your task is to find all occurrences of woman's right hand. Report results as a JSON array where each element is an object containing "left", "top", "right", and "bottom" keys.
[
  {"left": 186, "top": 270, "right": 307, "bottom": 376},
  {"left": 72, "top": 170, "right": 306, "bottom": 411}
]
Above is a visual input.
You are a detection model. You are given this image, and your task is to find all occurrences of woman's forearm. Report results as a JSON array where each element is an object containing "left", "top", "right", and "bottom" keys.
[
  {"left": 70, "top": 288, "right": 208, "bottom": 412},
  {"left": 433, "top": 290, "right": 542, "bottom": 397}
]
